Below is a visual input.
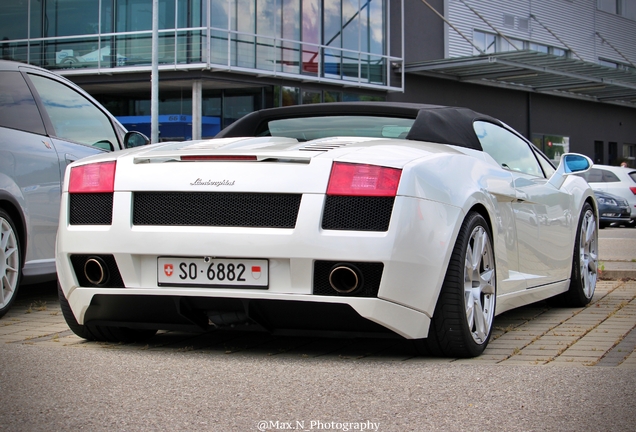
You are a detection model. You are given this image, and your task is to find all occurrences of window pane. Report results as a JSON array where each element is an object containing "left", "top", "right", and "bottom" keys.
[
  {"left": 266, "top": 115, "right": 414, "bottom": 140},
  {"left": 342, "top": 0, "right": 360, "bottom": 52},
  {"left": 368, "top": 0, "right": 384, "bottom": 55},
  {"left": 529, "top": 43, "right": 549, "bottom": 54},
  {"left": 45, "top": 0, "right": 99, "bottom": 37},
  {"left": 256, "top": 0, "right": 278, "bottom": 69},
  {"left": 598, "top": 0, "right": 618, "bottom": 13},
  {"left": 552, "top": 47, "right": 566, "bottom": 57},
  {"left": 116, "top": 0, "right": 175, "bottom": 31},
  {"left": 324, "top": 91, "right": 341, "bottom": 102},
  {"left": 0, "top": 72, "right": 46, "bottom": 135},
  {"left": 0, "top": 1, "right": 28, "bottom": 39},
  {"left": 281, "top": 0, "right": 300, "bottom": 73},
  {"left": 474, "top": 31, "right": 495, "bottom": 54},
  {"left": 601, "top": 170, "right": 620, "bottom": 182},
  {"left": 302, "top": 0, "right": 320, "bottom": 76},
  {"left": 500, "top": 38, "right": 523, "bottom": 52},
  {"left": 534, "top": 148, "right": 556, "bottom": 178},
  {"left": 281, "top": 86, "right": 300, "bottom": 106},
  {"left": 211, "top": 0, "right": 229, "bottom": 28},
  {"left": 302, "top": 90, "right": 321, "bottom": 104},
  {"left": 324, "top": 0, "right": 341, "bottom": 48},
  {"left": 234, "top": 0, "right": 256, "bottom": 68},
  {"left": 623, "top": 0, "right": 636, "bottom": 20},
  {"left": 474, "top": 121, "right": 542, "bottom": 176},
  {"left": 28, "top": 74, "right": 118, "bottom": 148}
]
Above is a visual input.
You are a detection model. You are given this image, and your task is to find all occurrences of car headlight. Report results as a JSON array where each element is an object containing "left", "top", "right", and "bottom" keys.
[{"left": 597, "top": 197, "right": 617, "bottom": 206}]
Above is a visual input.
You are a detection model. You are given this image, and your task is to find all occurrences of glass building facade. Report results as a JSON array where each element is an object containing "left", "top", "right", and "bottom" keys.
[{"left": 0, "top": 0, "right": 400, "bottom": 90}]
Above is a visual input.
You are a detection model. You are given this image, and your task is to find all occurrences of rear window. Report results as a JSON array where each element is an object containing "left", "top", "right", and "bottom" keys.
[
  {"left": 0, "top": 71, "right": 46, "bottom": 135},
  {"left": 628, "top": 171, "right": 636, "bottom": 183},
  {"left": 260, "top": 116, "right": 415, "bottom": 141}
]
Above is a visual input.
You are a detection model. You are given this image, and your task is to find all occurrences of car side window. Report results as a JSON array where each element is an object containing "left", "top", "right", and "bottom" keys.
[
  {"left": 533, "top": 146, "right": 556, "bottom": 178},
  {"left": 0, "top": 71, "right": 46, "bottom": 135},
  {"left": 601, "top": 170, "right": 620, "bottom": 182},
  {"left": 27, "top": 73, "right": 118, "bottom": 150},
  {"left": 473, "top": 121, "right": 543, "bottom": 177}
]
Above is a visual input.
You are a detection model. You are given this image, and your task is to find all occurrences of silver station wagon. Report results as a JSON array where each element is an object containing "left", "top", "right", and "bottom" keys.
[{"left": 0, "top": 59, "right": 147, "bottom": 318}]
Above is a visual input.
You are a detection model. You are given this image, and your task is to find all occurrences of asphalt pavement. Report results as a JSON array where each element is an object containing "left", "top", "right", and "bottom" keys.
[{"left": 0, "top": 227, "right": 634, "bottom": 431}]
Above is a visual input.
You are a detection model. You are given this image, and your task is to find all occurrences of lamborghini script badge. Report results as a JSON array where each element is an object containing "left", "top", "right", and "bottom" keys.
[{"left": 190, "top": 178, "right": 236, "bottom": 186}]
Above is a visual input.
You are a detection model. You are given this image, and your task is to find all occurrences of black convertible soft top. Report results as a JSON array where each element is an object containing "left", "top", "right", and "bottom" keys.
[{"left": 215, "top": 102, "right": 504, "bottom": 151}]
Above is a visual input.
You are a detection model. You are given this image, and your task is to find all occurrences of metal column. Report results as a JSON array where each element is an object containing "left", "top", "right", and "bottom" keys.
[{"left": 192, "top": 80, "right": 202, "bottom": 140}]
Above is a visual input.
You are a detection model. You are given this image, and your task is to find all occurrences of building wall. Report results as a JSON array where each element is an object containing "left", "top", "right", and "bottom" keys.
[
  {"left": 446, "top": 0, "right": 636, "bottom": 65},
  {"left": 396, "top": 0, "right": 445, "bottom": 63}
]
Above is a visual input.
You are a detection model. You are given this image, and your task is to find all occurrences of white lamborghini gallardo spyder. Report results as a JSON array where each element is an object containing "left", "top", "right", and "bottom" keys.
[{"left": 56, "top": 103, "right": 598, "bottom": 357}]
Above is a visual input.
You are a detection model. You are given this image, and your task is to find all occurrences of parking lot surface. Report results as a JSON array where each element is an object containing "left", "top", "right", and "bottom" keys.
[
  {"left": 1, "top": 227, "right": 635, "bottom": 431},
  {"left": 2, "top": 278, "right": 635, "bottom": 368}
]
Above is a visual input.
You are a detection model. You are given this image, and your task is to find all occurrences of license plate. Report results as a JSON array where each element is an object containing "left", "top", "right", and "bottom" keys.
[{"left": 158, "top": 257, "right": 268, "bottom": 288}]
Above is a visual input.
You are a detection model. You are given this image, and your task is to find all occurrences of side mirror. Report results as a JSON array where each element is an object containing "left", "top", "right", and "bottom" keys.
[
  {"left": 93, "top": 140, "right": 115, "bottom": 151},
  {"left": 548, "top": 153, "right": 593, "bottom": 189},
  {"left": 124, "top": 131, "right": 151, "bottom": 148}
]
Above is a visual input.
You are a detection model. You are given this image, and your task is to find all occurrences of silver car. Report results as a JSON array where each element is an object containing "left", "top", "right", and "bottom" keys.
[{"left": 0, "top": 60, "right": 147, "bottom": 318}]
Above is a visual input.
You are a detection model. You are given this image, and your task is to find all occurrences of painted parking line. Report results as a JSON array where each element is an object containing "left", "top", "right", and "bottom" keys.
[{"left": 2, "top": 280, "right": 635, "bottom": 367}]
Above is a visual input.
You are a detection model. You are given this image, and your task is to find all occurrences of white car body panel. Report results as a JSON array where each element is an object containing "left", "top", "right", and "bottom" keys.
[
  {"left": 582, "top": 164, "right": 636, "bottom": 220},
  {"left": 55, "top": 104, "right": 597, "bottom": 352}
]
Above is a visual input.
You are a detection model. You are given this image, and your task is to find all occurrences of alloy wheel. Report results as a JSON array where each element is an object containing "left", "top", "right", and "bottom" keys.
[
  {"left": 464, "top": 225, "right": 496, "bottom": 345},
  {"left": 1, "top": 216, "right": 20, "bottom": 309}
]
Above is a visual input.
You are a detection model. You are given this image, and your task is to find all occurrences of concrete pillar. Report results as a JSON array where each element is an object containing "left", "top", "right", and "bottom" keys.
[{"left": 192, "top": 80, "right": 202, "bottom": 140}]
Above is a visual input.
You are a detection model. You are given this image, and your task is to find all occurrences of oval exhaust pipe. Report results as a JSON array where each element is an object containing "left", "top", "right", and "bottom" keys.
[
  {"left": 84, "top": 256, "right": 109, "bottom": 286},
  {"left": 329, "top": 265, "right": 361, "bottom": 294}
]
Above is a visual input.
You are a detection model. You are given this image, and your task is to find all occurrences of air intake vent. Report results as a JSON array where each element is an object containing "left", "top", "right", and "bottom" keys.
[
  {"left": 133, "top": 192, "right": 301, "bottom": 228},
  {"left": 300, "top": 143, "right": 350, "bottom": 152},
  {"left": 322, "top": 196, "right": 394, "bottom": 231},
  {"left": 69, "top": 193, "right": 113, "bottom": 225}
]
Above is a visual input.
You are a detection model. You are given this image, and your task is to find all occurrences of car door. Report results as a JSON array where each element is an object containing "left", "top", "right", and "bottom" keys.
[
  {"left": 0, "top": 70, "right": 61, "bottom": 275},
  {"left": 24, "top": 70, "right": 123, "bottom": 176},
  {"left": 475, "top": 121, "right": 573, "bottom": 287}
]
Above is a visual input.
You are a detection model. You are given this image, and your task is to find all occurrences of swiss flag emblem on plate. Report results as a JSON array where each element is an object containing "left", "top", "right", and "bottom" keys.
[
  {"left": 164, "top": 264, "right": 174, "bottom": 277},
  {"left": 252, "top": 265, "right": 261, "bottom": 279}
]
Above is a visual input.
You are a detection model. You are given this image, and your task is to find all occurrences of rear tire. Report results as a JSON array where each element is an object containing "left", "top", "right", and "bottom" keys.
[
  {"left": 58, "top": 283, "right": 157, "bottom": 342},
  {"left": 417, "top": 212, "right": 496, "bottom": 358},
  {"left": 0, "top": 210, "right": 21, "bottom": 319},
  {"left": 555, "top": 202, "right": 597, "bottom": 307}
]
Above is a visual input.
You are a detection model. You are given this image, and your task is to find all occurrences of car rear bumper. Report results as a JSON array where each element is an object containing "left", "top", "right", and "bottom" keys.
[
  {"left": 65, "top": 288, "right": 432, "bottom": 339},
  {"left": 57, "top": 193, "right": 463, "bottom": 339}
]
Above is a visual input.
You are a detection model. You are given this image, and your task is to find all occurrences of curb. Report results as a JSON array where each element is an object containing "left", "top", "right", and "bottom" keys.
[{"left": 600, "top": 261, "right": 636, "bottom": 281}]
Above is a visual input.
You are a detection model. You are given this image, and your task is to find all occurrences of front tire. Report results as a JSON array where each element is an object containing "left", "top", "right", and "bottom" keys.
[
  {"left": 58, "top": 283, "right": 157, "bottom": 342},
  {"left": 419, "top": 212, "right": 496, "bottom": 358},
  {"left": 0, "top": 210, "right": 21, "bottom": 319},
  {"left": 557, "top": 202, "right": 597, "bottom": 307}
]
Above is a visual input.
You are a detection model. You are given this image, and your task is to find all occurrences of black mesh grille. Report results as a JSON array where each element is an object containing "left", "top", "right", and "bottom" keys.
[
  {"left": 69, "top": 193, "right": 113, "bottom": 225},
  {"left": 70, "top": 254, "right": 125, "bottom": 288},
  {"left": 322, "top": 196, "right": 394, "bottom": 231},
  {"left": 133, "top": 192, "right": 301, "bottom": 228},
  {"left": 313, "top": 261, "right": 384, "bottom": 297}
]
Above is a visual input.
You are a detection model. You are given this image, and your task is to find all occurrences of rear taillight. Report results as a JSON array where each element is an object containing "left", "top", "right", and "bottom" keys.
[
  {"left": 327, "top": 162, "right": 401, "bottom": 197},
  {"left": 630, "top": 187, "right": 636, "bottom": 195},
  {"left": 69, "top": 161, "right": 116, "bottom": 193}
]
